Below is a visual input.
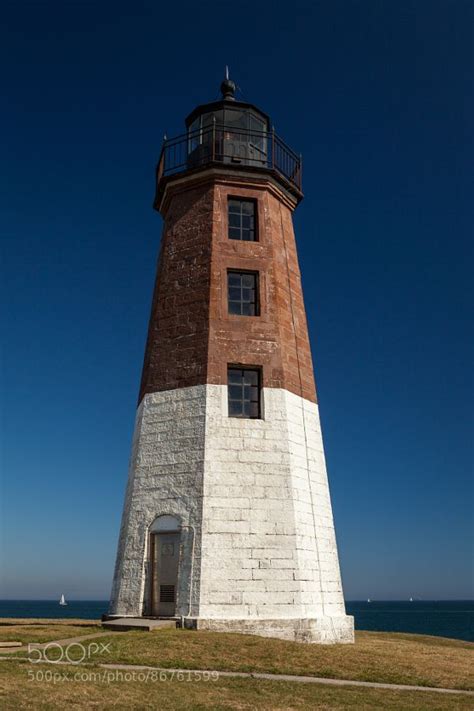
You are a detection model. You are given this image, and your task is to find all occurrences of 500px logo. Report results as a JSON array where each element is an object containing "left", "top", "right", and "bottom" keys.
[{"left": 28, "top": 641, "right": 112, "bottom": 665}]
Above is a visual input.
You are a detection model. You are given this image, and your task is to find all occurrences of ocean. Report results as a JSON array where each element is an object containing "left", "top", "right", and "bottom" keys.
[
  {"left": 0, "top": 600, "right": 472, "bottom": 642},
  {"left": 345, "top": 600, "right": 473, "bottom": 642}
]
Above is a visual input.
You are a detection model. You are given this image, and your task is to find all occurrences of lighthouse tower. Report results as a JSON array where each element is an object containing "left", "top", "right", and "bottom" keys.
[{"left": 109, "top": 74, "right": 354, "bottom": 644}]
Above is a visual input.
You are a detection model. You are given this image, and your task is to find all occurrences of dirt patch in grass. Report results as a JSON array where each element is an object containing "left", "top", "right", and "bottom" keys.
[{"left": 0, "top": 660, "right": 472, "bottom": 710}]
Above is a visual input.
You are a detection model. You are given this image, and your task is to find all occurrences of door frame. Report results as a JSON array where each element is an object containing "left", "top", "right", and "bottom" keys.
[{"left": 148, "top": 525, "right": 181, "bottom": 617}]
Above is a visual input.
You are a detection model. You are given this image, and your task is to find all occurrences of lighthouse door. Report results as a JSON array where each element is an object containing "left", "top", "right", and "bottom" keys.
[{"left": 150, "top": 532, "right": 180, "bottom": 616}]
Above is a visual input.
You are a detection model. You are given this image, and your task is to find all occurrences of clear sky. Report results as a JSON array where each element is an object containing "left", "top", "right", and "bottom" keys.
[{"left": 1, "top": 0, "right": 472, "bottom": 601}]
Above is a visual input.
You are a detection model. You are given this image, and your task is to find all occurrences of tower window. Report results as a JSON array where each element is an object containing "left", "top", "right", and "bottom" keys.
[
  {"left": 228, "top": 198, "right": 257, "bottom": 241},
  {"left": 228, "top": 367, "right": 261, "bottom": 419},
  {"left": 228, "top": 271, "right": 259, "bottom": 316}
]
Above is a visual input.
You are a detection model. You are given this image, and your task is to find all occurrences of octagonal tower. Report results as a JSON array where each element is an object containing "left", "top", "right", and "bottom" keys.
[{"left": 109, "top": 73, "right": 354, "bottom": 643}]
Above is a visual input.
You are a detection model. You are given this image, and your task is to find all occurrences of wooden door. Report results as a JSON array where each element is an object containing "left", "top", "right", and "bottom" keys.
[{"left": 150, "top": 532, "right": 180, "bottom": 616}]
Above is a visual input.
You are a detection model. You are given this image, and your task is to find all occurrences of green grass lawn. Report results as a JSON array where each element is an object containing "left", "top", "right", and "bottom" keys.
[
  {"left": 0, "top": 660, "right": 472, "bottom": 710},
  {"left": 90, "top": 628, "right": 473, "bottom": 691},
  {"left": 0, "top": 623, "right": 100, "bottom": 645},
  {"left": 0, "top": 620, "right": 472, "bottom": 710}
]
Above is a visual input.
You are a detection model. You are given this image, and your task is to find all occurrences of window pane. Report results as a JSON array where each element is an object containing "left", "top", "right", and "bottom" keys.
[
  {"left": 250, "top": 385, "right": 259, "bottom": 401},
  {"left": 225, "top": 109, "right": 246, "bottom": 129},
  {"left": 229, "top": 385, "right": 242, "bottom": 400},
  {"left": 228, "top": 199, "right": 257, "bottom": 241},
  {"left": 228, "top": 367, "right": 261, "bottom": 419},
  {"left": 229, "top": 227, "right": 241, "bottom": 241},
  {"left": 228, "top": 273, "right": 241, "bottom": 287},
  {"left": 228, "top": 200, "right": 240, "bottom": 213},
  {"left": 243, "top": 370, "right": 258, "bottom": 386},
  {"left": 249, "top": 401, "right": 260, "bottom": 418},
  {"left": 229, "top": 399, "right": 243, "bottom": 416},
  {"left": 250, "top": 115, "right": 265, "bottom": 132},
  {"left": 228, "top": 272, "right": 258, "bottom": 317}
]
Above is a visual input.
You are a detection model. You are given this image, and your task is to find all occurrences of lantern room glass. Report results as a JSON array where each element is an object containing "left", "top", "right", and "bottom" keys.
[{"left": 187, "top": 106, "right": 268, "bottom": 169}]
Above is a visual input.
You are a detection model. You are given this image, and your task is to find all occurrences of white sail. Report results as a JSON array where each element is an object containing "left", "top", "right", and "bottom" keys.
[{"left": 59, "top": 594, "right": 67, "bottom": 606}]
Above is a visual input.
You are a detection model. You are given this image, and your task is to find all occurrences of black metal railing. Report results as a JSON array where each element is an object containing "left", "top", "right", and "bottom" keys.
[{"left": 157, "top": 123, "right": 302, "bottom": 192}]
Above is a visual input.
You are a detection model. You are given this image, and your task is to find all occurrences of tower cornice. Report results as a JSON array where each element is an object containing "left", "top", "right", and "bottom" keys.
[{"left": 155, "top": 166, "right": 301, "bottom": 216}]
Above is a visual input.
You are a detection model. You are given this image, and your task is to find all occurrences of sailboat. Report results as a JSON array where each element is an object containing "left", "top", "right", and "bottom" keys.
[
  {"left": 367, "top": 598, "right": 371, "bottom": 603},
  {"left": 409, "top": 597, "right": 413, "bottom": 602},
  {"left": 59, "top": 594, "right": 67, "bottom": 606}
]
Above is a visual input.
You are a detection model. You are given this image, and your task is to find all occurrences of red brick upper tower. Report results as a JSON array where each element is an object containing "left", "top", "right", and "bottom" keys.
[
  {"left": 110, "top": 72, "right": 354, "bottom": 645},
  {"left": 139, "top": 72, "right": 316, "bottom": 404}
]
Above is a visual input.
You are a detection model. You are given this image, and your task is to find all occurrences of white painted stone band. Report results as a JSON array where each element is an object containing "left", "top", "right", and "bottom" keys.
[{"left": 109, "top": 384, "right": 354, "bottom": 644}]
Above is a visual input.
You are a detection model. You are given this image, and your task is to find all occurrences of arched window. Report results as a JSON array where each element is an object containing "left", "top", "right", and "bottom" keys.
[{"left": 150, "top": 514, "right": 181, "bottom": 533}]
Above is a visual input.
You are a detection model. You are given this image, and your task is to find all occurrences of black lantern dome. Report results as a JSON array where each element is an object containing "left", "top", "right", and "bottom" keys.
[
  {"left": 185, "top": 69, "right": 270, "bottom": 170},
  {"left": 154, "top": 70, "right": 302, "bottom": 210}
]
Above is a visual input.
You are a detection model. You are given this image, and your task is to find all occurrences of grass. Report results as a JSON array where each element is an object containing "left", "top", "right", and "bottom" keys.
[
  {"left": 0, "top": 620, "right": 472, "bottom": 709},
  {"left": 0, "top": 660, "right": 472, "bottom": 710},
  {"left": 0, "top": 618, "right": 100, "bottom": 626},
  {"left": 0, "top": 622, "right": 101, "bottom": 645},
  {"left": 87, "top": 628, "right": 474, "bottom": 691}
]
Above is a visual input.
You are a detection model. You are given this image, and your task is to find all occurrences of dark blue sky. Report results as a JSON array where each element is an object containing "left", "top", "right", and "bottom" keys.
[{"left": 1, "top": 1, "right": 472, "bottom": 600}]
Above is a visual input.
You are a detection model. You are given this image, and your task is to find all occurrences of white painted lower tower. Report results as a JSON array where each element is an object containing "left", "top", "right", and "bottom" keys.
[{"left": 109, "top": 385, "right": 354, "bottom": 643}]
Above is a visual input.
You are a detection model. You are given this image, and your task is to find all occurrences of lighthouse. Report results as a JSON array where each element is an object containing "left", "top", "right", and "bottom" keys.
[{"left": 109, "top": 73, "right": 354, "bottom": 644}]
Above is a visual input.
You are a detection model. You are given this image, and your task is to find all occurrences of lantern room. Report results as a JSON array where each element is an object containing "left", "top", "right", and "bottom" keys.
[
  {"left": 185, "top": 72, "right": 270, "bottom": 170},
  {"left": 154, "top": 70, "right": 302, "bottom": 210}
]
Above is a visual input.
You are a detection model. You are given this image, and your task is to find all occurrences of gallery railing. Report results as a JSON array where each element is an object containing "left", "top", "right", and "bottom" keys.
[{"left": 157, "top": 123, "right": 302, "bottom": 193}]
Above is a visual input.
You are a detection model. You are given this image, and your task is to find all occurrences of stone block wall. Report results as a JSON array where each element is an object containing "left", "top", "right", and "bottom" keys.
[
  {"left": 109, "top": 383, "right": 353, "bottom": 642},
  {"left": 200, "top": 385, "right": 346, "bottom": 621}
]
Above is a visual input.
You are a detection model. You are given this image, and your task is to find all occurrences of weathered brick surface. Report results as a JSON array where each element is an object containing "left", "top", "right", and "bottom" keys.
[
  {"left": 139, "top": 183, "right": 213, "bottom": 400},
  {"left": 139, "top": 173, "right": 316, "bottom": 403}
]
